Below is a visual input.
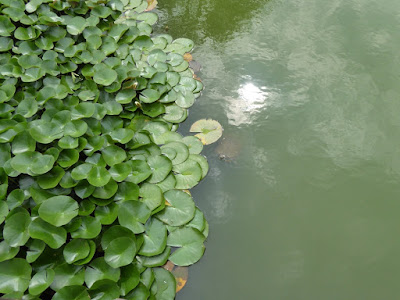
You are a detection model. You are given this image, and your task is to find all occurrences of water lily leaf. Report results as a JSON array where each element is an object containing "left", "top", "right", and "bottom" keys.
[
  {"left": 171, "top": 266, "right": 188, "bottom": 292},
  {"left": 0, "top": 200, "right": 9, "bottom": 224},
  {"left": 71, "top": 102, "right": 96, "bottom": 119},
  {"left": 156, "top": 190, "right": 195, "bottom": 226},
  {"left": 184, "top": 157, "right": 205, "bottom": 179},
  {"left": 95, "top": 203, "right": 118, "bottom": 225},
  {"left": 93, "top": 64, "right": 118, "bottom": 86},
  {"left": 147, "top": 155, "right": 172, "bottom": 183},
  {"left": 138, "top": 246, "right": 170, "bottom": 268},
  {"left": 139, "top": 89, "right": 160, "bottom": 103},
  {"left": 16, "top": 98, "right": 38, "bottom": 118},
  {"left": 29, "top": 120, "right": 63, "bottom": 144},
  {"left": 70, "top": 216, "right": 101, "bottom": 239},
  {"left": 119, "top": 263, "right": 140, "bottom": 296},
  {"left": 0, "top": 240, "right": 19, "bottom": 262},
  {"left": 14, "top": 26, "right": 38, "bottom": 40},
  {"left": 58, "top": 136, "right": 79, "bottom": 149},
  {"left": 30, "top": 153, "right": 56, "bottom": 175},
  {"left": 28, "top": 269, "right": 55, "bottom": 296},
  {"left": 3, "top": 211, "right": 31, "bottom": 247},
  {"left": 51, "top": 264, "right": 85, "bottom": 291},
  {"left": 118, "top": 200, "right": 151, "bottom": 234},
  {"left": 92, "top": 179, "right": 118, "bottom": 199},
  {"left": 53, "top": 285, "right": 90, "bottom": 300},
  {"left": 26, "top": 239, "right": 45, "bottom": 263},
  {"left": 153, "top": 268, "right": 176, "bottom": 299},
  {"left": 116, "top": 89, "right": 136, "bottom": 104},
  {"left": 65, "top": 16, "right": 87, "bottom": 35},
  {"left": 64, "top": 120, "right": 88, "bottom": 138},
  {"left": 0, "top": 258, "right": 32, "bottom": 294},
  {"left": 10, "top": 152, "right": 40, "bottom": 174},
  {"left": 157, "top": 174, "right": 176, "bottom": 193},
  {"left": 104, "top": 236, "right": 136, "bottom": 268},
  {"left": 38, "top": 195, "right": 79, "bottom": 227},
  {"left": 84, "top": 257, "right": 120, "bottom": 289},
  {"left": 187, "top": 207, "right": 206, "bottom": 232},
  {"left": 71, "top": 163, "right": 93, "bottom": 181},
  {"left": 125, "top": 282, "right": 149, "bottom": 300},
  {"left": 182, "top": 136, "right": 203, "bottom": 154},
  {"left": 139, "top": 182, "right": 163, "bottom": 211},
  {"left": 167, "top": 227, "right": 205, "bottom": 266},
  {"left": 109, "top": 128, "right": 134, "bottom": 144},
  {"left": 0, "top": 15, "right": 15, "bottom": 36},
  {"left": 125, "top": 154, "right": 151, "bottom": 177},
  {"left": 163, "top": 104, "right": 186, "bottom": 123},
  {"left": 87, "top": 166, "right": 111, "bottom": 187},
  {"left": 161, "top": 142, "right": 189, "bottom": 165},
  {"left": 6, "top": 189, "right": 25, "bottom": 210},
  {"left": 37, "top": 166, "right": 65, "bottom": 189},
  {"left": 101, "top": 145, "right": 127, "bottom": 166},
  {"left": 28, "top": 218, "right": 67, "bottom": 249},
  {"left": 78, "top": 199, "right": 95, "bottom": 216},
  {"left": 189, "top": 119, "right": 223, "bottom": 145},
  {"left": 88, "top": 280, "right": 120, "bottom": 300},
  {"left": 139, "top": 218, "right": 167, "bottom": 257},
  {"left": 70, "top": 239, "right": 95, "bottom": 266},
  {"left": 173, "top": 160, "right": 202, "bottom": 189},
  {"left": 114, "top": 181, "right": 139, "bottom": 201},
  {"left": 109, "top": 162, "right": 132, "bottom": 182}
]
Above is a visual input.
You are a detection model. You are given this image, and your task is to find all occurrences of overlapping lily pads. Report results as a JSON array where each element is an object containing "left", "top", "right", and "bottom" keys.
[{"left": 0, "top": 0, "right": 219, "bottom": 298}]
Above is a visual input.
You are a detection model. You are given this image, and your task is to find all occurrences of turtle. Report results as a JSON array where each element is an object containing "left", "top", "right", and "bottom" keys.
[{"left": 215, "top": 135, "right": 242, "bottom": 162}]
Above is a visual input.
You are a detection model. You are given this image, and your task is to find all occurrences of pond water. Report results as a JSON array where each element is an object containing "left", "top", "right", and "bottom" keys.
[{"left": 157, "top": 0, "right": 400, "bottom": 299}]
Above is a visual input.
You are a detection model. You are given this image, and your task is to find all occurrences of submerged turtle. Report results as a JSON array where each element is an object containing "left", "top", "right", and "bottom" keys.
[{"left": 215, "top": 135, "right": 242, "bottom": 162}]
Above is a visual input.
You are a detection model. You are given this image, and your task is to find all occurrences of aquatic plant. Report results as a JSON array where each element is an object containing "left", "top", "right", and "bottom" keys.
[{"left": 0, "top": 0, "right": 217, "bottom": 298}]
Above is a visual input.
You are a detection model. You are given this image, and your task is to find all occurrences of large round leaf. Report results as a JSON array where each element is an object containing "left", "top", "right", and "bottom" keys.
[
  {"left": 51, "top": 264, "right": 85, "bottom": 291},
  {"left": 93, "top": 64, "right": 117, "bottom": 86},
  {"left": 3, "top": 210, "right": 31, "bottom": 247},
  {"left": 173, "top": 160, "right": 202, "bottom": 189},
  {"left": 118, "top": 200, "right": 151, "bottom": 234},
  {"left": 53, "top": 285, "right": 90, "bottom": 300},
  {"left": 28, "top": 218, "right": 67, "bottom": 249},
  {"left": 139, "top": 183, "right": 163, "bottom": 211},
  {"left": 139, "top": 218, "right": 167, "bottom": 257},
  {"left": 104, "top": 237, "right": 136, "bottom": 268},
  {"left": 167, "top": 227, "right": 205, "bottom": 266},
  {"left": 101, "top": 145, "right": 126, "bottom": 166},
  {"left": 146, "top": 155, "right": 172, "bottom": 183},
  {"left": 0, "top": 258, "right": 32, "bottom": 294},
  {"left": 153, "top": 268, "right": 176, "bottom": 299},
  {"left": 70, "top": 216, "right": 101, "bottom": 239},
  {"left": 156, "top": 189, "right": 195, "bottom": 226},
  {"left": 87, "top": 166, "right": 111, "bottom": 187},
  {"left": 84, "top": 257, "right": 120, "bottom": 289},
  {"left": 38, "top": 196, "right": 78, "bottom": 227},
  {"left": 189, "top": 119, "right": 223, "bottom": 145},
  {"left": 63, "top": 239, "right": 91, "bottom": 264},
  {"left": 28, "top": 269, "right": 55, "bottom": 296}
]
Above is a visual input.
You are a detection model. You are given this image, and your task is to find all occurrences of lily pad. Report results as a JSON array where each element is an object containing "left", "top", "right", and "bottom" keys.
[
  {"left": 118, "top": 200, "right": 151, "bottom": 234},
  {"left": 156, "top": 190, "right": 195, "bottom": 227},
  {"left": 189, "top": 119, "right": 223, "bottom": 145},
  {"left": 38, "top": 196, "right": 79, "bottom": 227},
  {"left": 167, "top": 227, "right": 205, "bottom": 266}
]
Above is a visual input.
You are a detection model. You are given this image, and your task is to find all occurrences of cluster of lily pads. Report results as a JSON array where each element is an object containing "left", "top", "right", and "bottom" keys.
[{"left": 0, "top": 0, "right": 212, "bottom": 299}]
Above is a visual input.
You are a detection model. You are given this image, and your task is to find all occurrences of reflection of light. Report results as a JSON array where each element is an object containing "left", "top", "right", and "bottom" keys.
[
  {"left": 226, "top": 82, "right": 270, "bottom": 126},
  {"left": 238, "top": 83, "right": 268, "bottom": 111}
]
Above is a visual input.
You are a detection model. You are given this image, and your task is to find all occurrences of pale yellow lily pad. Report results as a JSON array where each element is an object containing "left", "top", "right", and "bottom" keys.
[
  {"left": 146, "top": 0, "right": 158, "bottom": 11},
  {"left": 190, "top": 119, "right": 223, "bottom": 145}
]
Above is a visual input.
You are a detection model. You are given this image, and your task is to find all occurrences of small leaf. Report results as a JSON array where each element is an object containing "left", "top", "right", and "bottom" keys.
[
  {"left": 93, "top": 64, "right": 118, "bottom": 86},
  {"left": 29, "top": 269, "right": 55, "bottom": 296}
]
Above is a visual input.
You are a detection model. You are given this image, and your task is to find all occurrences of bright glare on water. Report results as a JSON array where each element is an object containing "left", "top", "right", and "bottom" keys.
[{"left": 157, "top": 0, "right": 400, "bottom": 299}]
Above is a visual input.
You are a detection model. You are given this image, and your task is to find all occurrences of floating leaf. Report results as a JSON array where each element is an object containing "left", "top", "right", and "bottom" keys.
[
  {"left": 3, "top": 210, "right": 30, "bottom": 247},
  {"left": 84, "top": 257, "right": 120, "bottom": 289},
  {"left": 190, "top": 119, "right": 223, "bottom": 145},
  {"left": 29, "top": 269, "right": 55, "bottom": 296},
  {"left": 28, "top": 218, "right": 67, "bottom": 249},
  {"left": 156, "top": 190, "right": 195, "bottom": 227},
  {"left": 38, "top": 196, "right": 79, "bottom": 227},
  {"left": 139, "top": 218, "right": 167, "bottom": 257},
  {"left": 167, "top": 227, "right": 205, "bottom": 266},
  {"left": 0, "top": 258, "right": 32, "bottom": 294},
  {"left": 118, "top": 200, "right": 151, "bottom": 234}
]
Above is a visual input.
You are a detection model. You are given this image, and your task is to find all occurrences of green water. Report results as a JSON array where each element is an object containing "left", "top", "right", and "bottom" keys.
[{"left": 158, "top": 0, "right": 400, "bottom": 299}]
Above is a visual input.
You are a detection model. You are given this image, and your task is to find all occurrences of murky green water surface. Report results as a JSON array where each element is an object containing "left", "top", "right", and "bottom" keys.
[{"left": 157, "top": 0, "right": 400, "bottom": 299}]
